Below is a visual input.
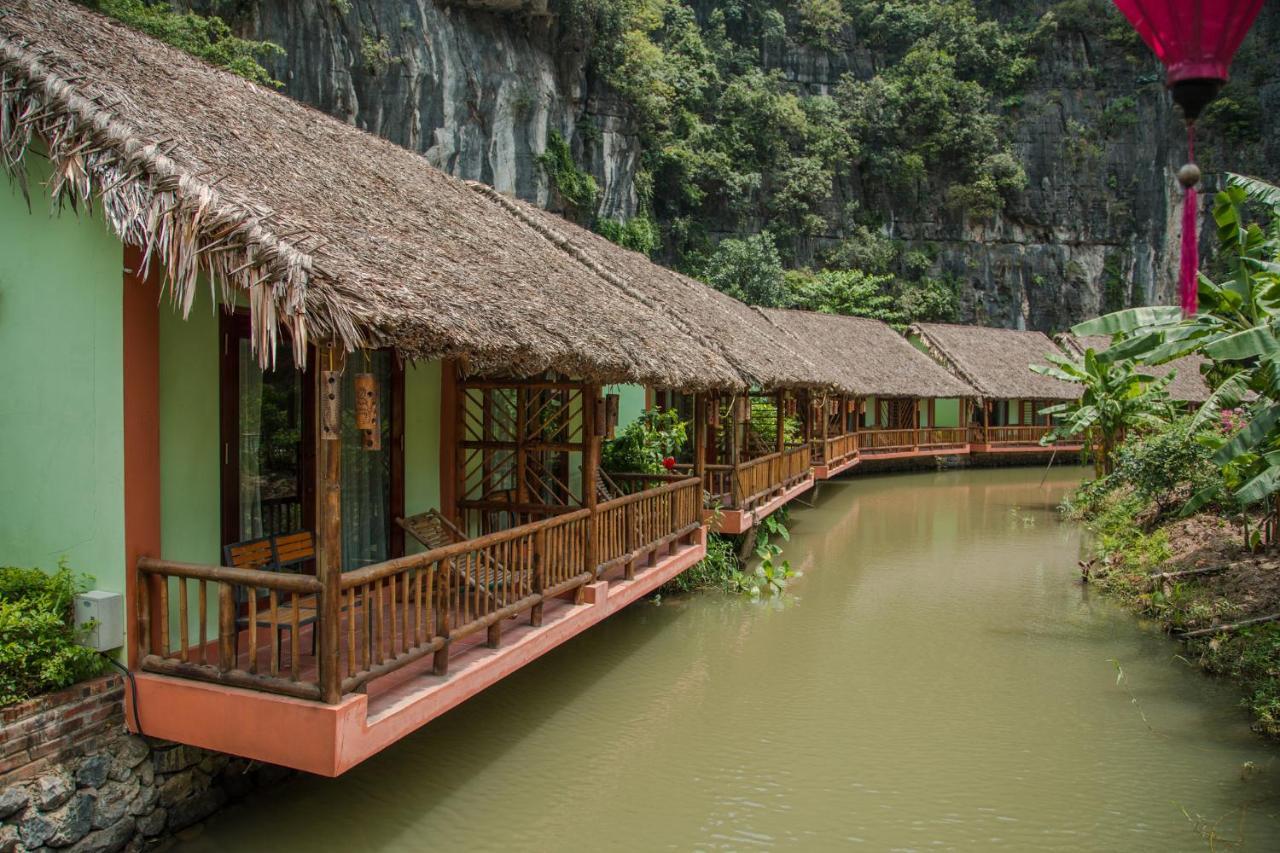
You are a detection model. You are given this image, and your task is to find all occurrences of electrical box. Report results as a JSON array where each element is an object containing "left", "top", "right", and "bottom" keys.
[{"left": 75, "top": 591, "right": 124, "bottom": 652}]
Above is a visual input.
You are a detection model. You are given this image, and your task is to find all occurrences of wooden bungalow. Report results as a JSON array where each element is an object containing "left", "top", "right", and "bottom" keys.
[
  {"left": 908, "top": 323, "right": 1084, "bottom": 455},
  {"left": 1055, "top": 334, "right": 1213, "bottom": 406},
  {"left": 758, "top": 310, "right": 977, "bottom": 474},
  {"left": 467, "top": 186, "right": 850, "bottom": 534},
  {"left": 0, "top": 0, "right": 758, "bottom": 776}
]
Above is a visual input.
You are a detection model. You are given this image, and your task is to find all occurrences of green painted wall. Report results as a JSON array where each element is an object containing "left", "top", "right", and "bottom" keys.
[
  {"left": 606, "top": 384, "right": 647, "bottom": 430},
  {"left": 934, "top": 399, "right": 960, "bottom": 428},
  {"left": 0, "top": 163, "right": 125, "bottom": 595},
  {"left": 404, "top": 360, "right": 442, "bottom": 553},
  {"left": 159, "top": 290, "right": 221, "bottom": 566}
]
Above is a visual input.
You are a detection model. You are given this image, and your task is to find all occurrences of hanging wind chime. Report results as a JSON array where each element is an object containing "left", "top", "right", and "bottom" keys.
[
  {"left": 1110, "top": 0, "right": 1264, "bottom": 315},
  {"left": 354, "top": 371, "right": 381, "bottom": 451}
]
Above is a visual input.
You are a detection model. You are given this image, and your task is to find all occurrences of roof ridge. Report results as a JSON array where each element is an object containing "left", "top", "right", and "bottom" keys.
[{"left": 466, "top": 181, "right": 766, "bottom": 390}]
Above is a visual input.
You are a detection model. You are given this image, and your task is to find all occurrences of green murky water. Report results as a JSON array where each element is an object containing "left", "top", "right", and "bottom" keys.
[{"left": 181, "top": 466, "right": 1280, "bottom": 851}]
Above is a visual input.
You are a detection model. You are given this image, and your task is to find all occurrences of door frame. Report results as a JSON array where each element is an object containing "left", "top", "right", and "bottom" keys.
[
  {"left": 218, "top": 312, "right": 407, "bottom": 564},
  {"left": 219, "top": 312, "right": 317, "bottom": 552}
]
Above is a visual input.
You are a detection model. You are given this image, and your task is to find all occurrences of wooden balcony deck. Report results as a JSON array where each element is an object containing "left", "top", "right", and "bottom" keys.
[
  {"left": 130, "top": 480, "right": 706, "bottom": 776},
  {"left": 704, "top": 444, "right": 814, "bottom": 534}
]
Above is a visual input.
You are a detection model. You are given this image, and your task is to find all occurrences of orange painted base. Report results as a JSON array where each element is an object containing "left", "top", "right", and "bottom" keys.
[
  {"left": 129, "top": 528, "right": 707, "bottom": 777},
  {"left": 708, "top": 475, "right": 815, "bottom": 535},
  {"left": 970, "top": 443, "right": 1083, "bottom": 454},
  {"left": 856, "top": 445, "right": 969, "bottom": 462},
  {"left": 813, "top": 455, "right": 859, "bottom": 481}
]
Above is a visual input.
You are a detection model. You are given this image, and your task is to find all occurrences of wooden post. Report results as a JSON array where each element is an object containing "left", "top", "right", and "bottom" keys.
[
  {"left": 775, "top": 392, "right": 785, "bottom": 454},
  {"left": 822, "top": 394, "right": 831, "bottom": 456},
  {"left": 515, "top": 385, "right": 528, "bottom": 511},
  {"left": 693, "top": 392, "right": 706, "bottom": 488},
  {"left": 318, "top": 347, "right": 343, "bottom": 704},
  {"left": 452, "top": 368, "right": 467, "bottom": 529},
  {"left": 583, "top": 384, "right": 601, "bottom": 583},
  {"left": 728, "top": 394, "right": 741, "bottom": 508}
]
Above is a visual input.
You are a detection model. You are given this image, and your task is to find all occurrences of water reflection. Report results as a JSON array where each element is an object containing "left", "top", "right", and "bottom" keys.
[{"left": 182, "top": 466, "right": 1280, "bottom": 851}]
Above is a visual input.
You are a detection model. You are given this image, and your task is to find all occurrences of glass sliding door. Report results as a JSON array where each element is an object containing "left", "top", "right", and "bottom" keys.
[
  {"left": 221, "top": 314, "right": 314, "bottom": 550},
  {"left": 221, "top": 314, "right": 404, "bottom": 569}
]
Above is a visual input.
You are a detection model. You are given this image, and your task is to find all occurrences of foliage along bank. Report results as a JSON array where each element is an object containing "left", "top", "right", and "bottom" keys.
[{"left": 1061, "top": 173, "right": 1280, "bottom": 737}]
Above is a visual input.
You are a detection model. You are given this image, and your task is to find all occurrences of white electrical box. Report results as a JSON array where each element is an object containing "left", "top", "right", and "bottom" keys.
[{"left": 75, "top": 591, "right": 125, "bottom": 652}]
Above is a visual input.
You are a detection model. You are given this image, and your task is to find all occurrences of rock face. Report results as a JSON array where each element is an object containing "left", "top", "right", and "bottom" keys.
[
  {"left": 219, "top": 0, "right": 1277, "bottom": 332},
  {"left": 232, "top": 0, "right": 640, "bottom": 216},
  {"left": 0, "top": 676, "right": 293, "bottom": 853}
]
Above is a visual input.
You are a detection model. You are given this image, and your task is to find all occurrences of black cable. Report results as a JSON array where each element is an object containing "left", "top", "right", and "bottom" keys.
[{"left": 100, "top": 654, "right": 144, "bottom": 737}]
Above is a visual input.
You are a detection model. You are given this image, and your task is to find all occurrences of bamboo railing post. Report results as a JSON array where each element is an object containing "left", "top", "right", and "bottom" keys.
[
  {"left": 434, "top": 560, "right": 451, "bottom": 675},
  {"left": 623, "top": 500, "right": 637, "bottom": 581},
  {"left": 531, "top": 528, "right": 546, "bottom": 627},
  {"left": 218, "top": 581, "right": 235, "bottom": 672},
  {"left": 136, "top": 566, "right": 151, "bottom": 662}
]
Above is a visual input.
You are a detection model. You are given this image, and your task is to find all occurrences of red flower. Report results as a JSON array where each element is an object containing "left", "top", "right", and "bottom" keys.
[{"left": 662, "top": 456, "right": 677, "bottom": 470}]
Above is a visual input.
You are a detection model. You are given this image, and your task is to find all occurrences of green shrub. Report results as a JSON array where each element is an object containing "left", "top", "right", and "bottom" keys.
[
  {"left": 88, "top": 0, "right": 284, "bottom": 87},
  {"left": 0, "top": 564, "right": 108, "bottom": 707},
  {"left": 595, "top": 215, "right": 661, "bottom": 255},
  {"left": 602, "top": 408, "right": 687, "bottom": 475},
  {"left": 538, "top": 131, "right": 599, "bottom": 223},
  {"left": 1108, "top": 418, "right": 1221, "bottom": 519},
  {"left": 662, "top": 532, "right": 741, "bottom": 593}
]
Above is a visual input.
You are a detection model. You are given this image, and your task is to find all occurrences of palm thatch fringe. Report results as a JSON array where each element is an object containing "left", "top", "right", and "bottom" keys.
[
  {"left": 0, "top": 1, "right": 746, "bottom": 390},
  {"left": 0, "top": 45, "right": 326, "bottom": 368}
]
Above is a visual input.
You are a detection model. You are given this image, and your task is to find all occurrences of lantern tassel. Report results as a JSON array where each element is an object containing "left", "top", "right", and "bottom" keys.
[
  {"left": 1179, "top": 183, "right": 1198, "bottom": 316},
  {"left": 1178, "top": 123, "right": 1198, "bottom": 316}
]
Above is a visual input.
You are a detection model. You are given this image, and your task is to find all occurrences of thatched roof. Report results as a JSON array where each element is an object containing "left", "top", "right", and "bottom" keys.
[
  {"left": 0, "top": 0, "right": 744, "bottom": 390},
  {"left": 1055, "top": 334, "right": 1213, "bottom": 403},
  {"left": 757, "top": 309, "right": 975, "bottom": 398},
  {"left": 909, "top": 322, "right": 1082, "bottom": 401},
  {"left": 467, "top": 184, "right": 843, "bottom": 391}
]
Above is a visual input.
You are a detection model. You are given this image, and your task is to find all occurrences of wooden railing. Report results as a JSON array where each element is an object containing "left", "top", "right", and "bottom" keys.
[
  {"left": 972, "top": 425, "right": 1056, "bottom": 446},
  {"left": 595, "top": 477, "right": 702, "bottom": 579},
  {"left": 702, "top": 465, "right": 734, "bottom": 507},
  {"left": 136, "top": 558, "right": 326, "bottom": 700},
  {"left": 729, "top": 445, "right": 812, "bottom": 510},
  {"left": 814, "top": 433, "right": 858, "bottom": 466},
  {"left": 137, "top": 481, "right": 705, "bottom": 703},
  {"left": 917, "top": 428, "right": 969, "bottom": 448},
  {"left": 734, "top": 452, "right": 780, "bottom": 510},
  {"left": 782, "top": 443, "right": 812, "bottom": 483},
  {"left": 857, "top": 429, "right": 917, "bottom": 453}
]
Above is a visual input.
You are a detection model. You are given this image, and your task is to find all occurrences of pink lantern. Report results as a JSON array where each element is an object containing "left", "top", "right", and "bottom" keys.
[{"left": 1110, "top": 0, "right": 1264, "bottom": 315}]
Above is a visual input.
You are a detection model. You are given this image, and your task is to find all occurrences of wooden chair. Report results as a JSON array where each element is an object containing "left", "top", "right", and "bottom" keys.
[
  {"left": 395, "top": 510, "right": 523, "bottom": 612},
  {"left": 223, "top": 533, "right": 318, "bottom": 662},
  {"left": 595, "top": 468, "right": 622, "bottom": 503}
]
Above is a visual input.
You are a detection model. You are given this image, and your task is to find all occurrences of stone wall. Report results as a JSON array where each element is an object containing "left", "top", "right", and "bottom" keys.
[{"left": 0, "top": 676, "right": 291, "bottom": 852}]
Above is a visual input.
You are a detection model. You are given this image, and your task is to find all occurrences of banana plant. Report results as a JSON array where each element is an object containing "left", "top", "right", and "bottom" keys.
[
  {"left": 1068, "top": 173, "right": 1280, "bottom": 510},
  {"left": 1032, "top": 349, "right": 1173, "bottom": 475}
]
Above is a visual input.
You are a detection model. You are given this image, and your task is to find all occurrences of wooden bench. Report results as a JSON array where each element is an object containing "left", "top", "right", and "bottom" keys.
[{"left": 223, "top": 531, "right": 319, "bottom": 660}]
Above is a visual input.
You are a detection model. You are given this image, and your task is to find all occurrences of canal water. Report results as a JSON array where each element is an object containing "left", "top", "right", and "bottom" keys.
[{"left": 181, "top": 467, "right": 1280, "bottom": 851}]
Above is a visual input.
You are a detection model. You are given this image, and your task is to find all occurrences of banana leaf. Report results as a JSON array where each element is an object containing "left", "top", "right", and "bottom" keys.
[{"left": 1072, "top": 307, "right": 1182, "bottom": 337}]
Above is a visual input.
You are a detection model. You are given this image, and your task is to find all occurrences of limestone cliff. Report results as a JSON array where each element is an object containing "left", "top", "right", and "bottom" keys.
[{"left": 211, "top": 0, "right": 1278, "bottom": 332}]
